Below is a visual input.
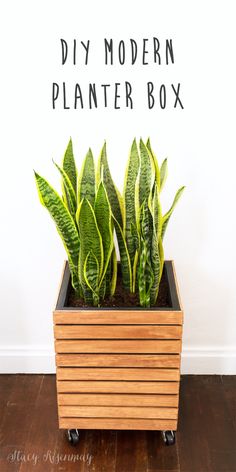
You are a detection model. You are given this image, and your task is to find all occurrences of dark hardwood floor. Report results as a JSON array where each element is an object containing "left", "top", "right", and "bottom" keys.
[{"left": 0, "top": 375, "right": 235, "bottom": 472}]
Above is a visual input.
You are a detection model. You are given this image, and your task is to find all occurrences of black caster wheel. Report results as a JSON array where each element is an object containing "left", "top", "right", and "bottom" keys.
[
  {"left": 67, "top": 429, "right": 80, "bottom": 446},
  {"left": 162, "top": 430, "right": 175, "bottom": 446}
]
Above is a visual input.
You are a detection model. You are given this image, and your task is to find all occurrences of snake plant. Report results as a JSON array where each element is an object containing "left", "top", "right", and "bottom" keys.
[
  {"left": 35, "top": 137, "right": 184, "bottom": 308},
  {"left": 97, "top": 138, "right": 185, "bottom": 307},
  {"left": 34, "top": 139, "right": 116, "bottom": 306}
]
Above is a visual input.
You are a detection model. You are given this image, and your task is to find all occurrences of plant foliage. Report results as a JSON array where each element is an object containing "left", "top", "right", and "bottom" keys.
[{"left": 35, "top": 138, "right": 184, "bottom": 307}]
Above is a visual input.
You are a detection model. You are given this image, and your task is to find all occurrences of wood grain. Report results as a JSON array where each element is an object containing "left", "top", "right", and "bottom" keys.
[
  {"left": 55, "top": 339, "right": 181, "bottom": 354},
  {"left": 56, "top": 367, "right": 180, "bottom": 381},
  {"left": 54, "top": 324, "right": 182, "bottom": 339},
  {"left": 56, "top": 353, "right": 181, "bottom": 368},
  {"left": 54, "top": 310, "right": 183, "bottom": 325},
  {"left": 59, "top": 417, "right": 177, "bottom": 430},
  {"left": 57, "top": 380, "right": 179, "bottom": 394},
  {"left": 2, "top": 375, "right": 236, "bottom": 471},
  {"left": 59, "top": 405, "right": 178, "bottom": 419},
  {"left": 58, "top": 393, "right": 179, "bottom": 407}
]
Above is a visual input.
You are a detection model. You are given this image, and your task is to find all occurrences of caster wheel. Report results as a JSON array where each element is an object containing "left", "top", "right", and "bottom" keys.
[
  {"left": 162, "top": 430, "right": 175, "bottom": 446},
  {"left": 67, "top": 429, "right": 80, "bottom": 446}
]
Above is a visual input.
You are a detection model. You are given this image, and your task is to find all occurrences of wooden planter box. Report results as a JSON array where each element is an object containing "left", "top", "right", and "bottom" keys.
[{"left": 53, "top": 260, "right": 183, "bottom": 432}]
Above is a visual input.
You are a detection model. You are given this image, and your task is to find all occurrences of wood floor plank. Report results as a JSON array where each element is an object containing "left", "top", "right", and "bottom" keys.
[
  {"left": 0, "top": 375, "right": 43, "bottom": 472},
  {"left": 199, "top": 375, "right": 236, "bottom": 472},
  {"left": 177, "top": 375, "right": 212, "bottom": 472},
  {"left": 82, "top": 429, "right": 116, "bottom": 472},
  {"left": 17, "top": 375, "right": 58, "bottom": 472},
  {"left": 178, "top": 375, "right": 236, "bottom": 472},
  {"left": 116, "top": 430, "right": 141, "bottom": 472},
  {"left": 146, "top": 430, "right": 179, "bottom": 471},
  {"left": 0, "top": 374, "right": 236, "bottom": 472},
  {"left": 0, "top": 375, "right": 17, "bottom": 424},
  {"left": 221, "top": 375, "right": 236, "bottom": 431}
]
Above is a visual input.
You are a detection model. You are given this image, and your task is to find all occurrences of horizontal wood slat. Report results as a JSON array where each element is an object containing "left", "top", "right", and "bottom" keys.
[
  {"left": 54, "top": 325, "right": 182, "bottom": 339},
  {"left": 57, "top": 381, "right": 179, "bottom": 394},
  {"left": 56, "top": 354, "right": 180, "bottom": 368},
  {"left": 54, "top": 260, "right": 183, "bottom": 432},
  {"left": 54, "top": 311, "right": 183, "bottom": 325},
  {"left": 55, "top": 340, "right": 181, "bottom": 354},
  {"left": 58, "top": 393, "right": 179, "bottom": 407},
  {"left": 59, "top": 405, "right": 178, "bottom": 419},
  {"left": 56, "top": 367, "right": 180, "bottom": 381},
  {"left": 59, "top": 417, "right": 177, "bottom": 430}
]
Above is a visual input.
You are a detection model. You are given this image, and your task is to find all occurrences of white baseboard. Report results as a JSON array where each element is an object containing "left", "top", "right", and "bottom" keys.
[
  {"left": 181, "top": 346, "right": 236, "bottom": 374},
  {"left": 0, "top": 345, "right": 235, "bottom": 374},
  {"left": 0, "top": 346, "right": 56, "bottom": 374}
]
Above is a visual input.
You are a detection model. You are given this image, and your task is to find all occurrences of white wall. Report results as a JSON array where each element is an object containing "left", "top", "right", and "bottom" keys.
[{"left": 0, "top": 0, "right": 236, "bottom": 373}]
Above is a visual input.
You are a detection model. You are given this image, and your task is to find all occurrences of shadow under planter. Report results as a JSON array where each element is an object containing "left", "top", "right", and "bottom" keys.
[{"left": 53, "top": 260, "right": 183, "bottom": 445}]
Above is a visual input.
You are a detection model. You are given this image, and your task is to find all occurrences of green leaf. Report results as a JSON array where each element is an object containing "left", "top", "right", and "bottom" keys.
[
  {"left": 53, "top": 160, "right": 77, "bottom": 218},
  {"left": 97, "top": 142, "right": 124, "bottom": 228},
  {"left": 152, "top": 183, "right": 162, "bottom": 241},
  {"left": 138, "top": 243, "right": 154, "bottom": 307},
  {"left": 140, "top": 199, "right": 153, "bottom": 247},
  {"left": 95, "top": 182, "right": 114, "bottom": 287},
  {"left": 160, "top": 158, "right": 168, "bottom": 191},
  {"left": 113, "top": 216, "right": 132, "bottom": 291},
  {"left": 77, "top": 199, "right": 104, "bottom": 294},
  {"left": 158, "top": 238, "right": 164, "bottom": 282},
  {"left": 131, "top": 222, "right": 140, "bottom": 252},
  {"left": 139, "top": 201, "right": 154, "bottom": 302},
  {"left": 146, "top": 138, "right": 160, "bottom": 190},
  {"left": 139, "top": 139, "right": 153, "bottom": 206},
  {"left": 78, "top": 148, "right": 96, "bottom": 207},
  {"left": 84, "top": 251, "right": 100, "bottom": 306},
  {"left": 124, "top": 138, "right": 140, "bottom": 264},
  {"left": 162, "top": 186, "right": 185, "bottom": 239},
  {"left": 110, "top": 247, "right": 117, "bottom": 296},
  {"left": 34, "top": 172, "right": 80, "bottom": 293},
  {"left": 138, "top": 200, "right": 154, "bottom": 307},
  {"left": 132, "top": 249, "right": 139, "bottom": 293},
  {"left": 62, "top": 138, "right": 77, "bottom": 194},
  {"left": 150, "top": 230, "right": 160, "bottom": 305}
]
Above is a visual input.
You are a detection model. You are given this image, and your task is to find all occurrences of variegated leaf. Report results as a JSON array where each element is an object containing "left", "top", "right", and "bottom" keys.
[
  {"left": 132, "top": 249, "right": 139, "bottom": 293},
  {"left": 110, "top": 247, "right": 117, "bottom": 296},
  {"left": 160, "top": 158, "right": 168, "bottom": 191},
  {"left": 152, "top": 183, "right": 162, "bottom": 241},
  {"left": 78, "top": 148, "right": 96, "bottom": 207},
  {"left": 146, "top": 138, "right": 161, "bottom": 190},
  {"left": 150, "top": 230, "right": 160, "bottom": 305},
  {"left": 34, "top": 172, "right": 80, "bottom": 293},
  {"left": 97, "top": 142, "right": 124, "bottom": 228},
  {"left": 123, "top": 138, "right": 140, "bottom": 263},
  {"left": 95, "top": 182, "right": 113, "bottom": 287},
  {"left": 138, "top": 200, "right": 154, "bottom": 307},
  {"left": 84, "top": 251, "right": 100, "bottom": 306},
  {"left": 162, "top": 186, "right": 185, "bottom": 239},
  {"left": 77, "top": 199, "right": 104, "bottom": 295},
  {"left": 139, "top": 139, "right": 153, "bottom": 206},
  {"left": 62, "top": 138, "right": 77, "bottom": 194},
  {"left": 158, "top": 238, "right": 164, "bottom": 282},
  {"left": 113, "top": 216, "right": 132, "bottom": 291},
  {"left": 53, "top": 160, "right": 76, "bottom": 218}
]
